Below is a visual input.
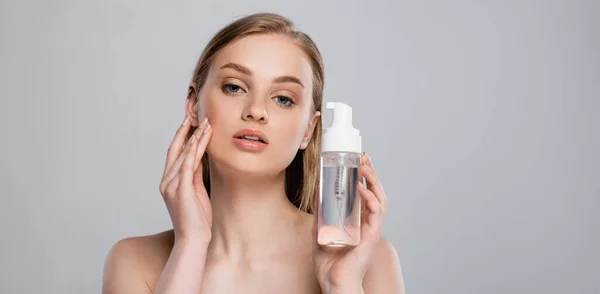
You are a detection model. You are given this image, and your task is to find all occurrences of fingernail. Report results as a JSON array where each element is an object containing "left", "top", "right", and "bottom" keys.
[
  {"left": 203, "top": 123, "right": 211, "bottom": 134},
  {"left": 366, "top": 152, "right": 373, "bottom": 165},
  {"left": 358, "top": 181, "right": 367, "bottom": 190},
  {"left": 182, "top": 116, "right": 190, "bottom": 126}
]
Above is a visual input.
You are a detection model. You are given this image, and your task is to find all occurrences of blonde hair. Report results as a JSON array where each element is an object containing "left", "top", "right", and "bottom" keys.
[{"left": 186, "top": 13, "right": 324, "bottom": 213}]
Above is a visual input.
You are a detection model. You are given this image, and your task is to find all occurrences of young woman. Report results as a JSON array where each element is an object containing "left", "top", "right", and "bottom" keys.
[{"left": 102, "top": 12, "right": 405, "bottom": 294}]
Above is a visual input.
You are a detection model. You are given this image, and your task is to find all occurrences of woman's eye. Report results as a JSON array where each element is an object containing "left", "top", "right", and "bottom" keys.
[
  {"left": 274, "top": 96, "right": 295, "bottom": 107},
  {"left": 223, "top": 83, "right": 243, "bottom": 93}
]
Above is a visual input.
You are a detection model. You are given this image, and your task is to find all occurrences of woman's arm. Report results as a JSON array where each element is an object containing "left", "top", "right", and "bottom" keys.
[
  {"left": 102, "top": 235, "right": 209, "bottom": 294},
  {"left": 362, "top": 237, "right": 406, "bottom": 294},
  {"left": 153, "top": 237, "right": 208, "bottom": 294},
  {"left": 313, "top": 152, "right": 406, "bottom": 294},
  {"left": 103, "top": 116, "right": 214, "bottom": 293}
]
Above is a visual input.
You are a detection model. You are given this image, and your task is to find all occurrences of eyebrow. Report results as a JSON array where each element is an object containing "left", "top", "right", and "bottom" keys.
[
  {"left": 220, "top": 63, "right": 252, "bottom": 76},
  {"left": 219, "top": 62, "right": 304, "bottom": 88},
  {"left": 274, "top": 75, "right": 304, "bottom": 88}
]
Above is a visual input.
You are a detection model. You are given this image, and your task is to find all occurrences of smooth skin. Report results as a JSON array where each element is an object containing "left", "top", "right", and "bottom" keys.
[{"left": 102, "top": 34, "right": 405, "bottom": 294}]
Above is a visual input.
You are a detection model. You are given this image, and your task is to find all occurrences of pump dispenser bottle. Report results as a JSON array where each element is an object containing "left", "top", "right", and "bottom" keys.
[{"left": 318, "top": 102, "right": 362, "bottom": 246}]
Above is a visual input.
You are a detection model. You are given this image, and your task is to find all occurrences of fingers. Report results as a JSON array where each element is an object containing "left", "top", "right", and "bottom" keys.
[
  {"left": 358, "top": 181, "right": 383, "bottom": 215},
  {"left": 194, "top": 119, "right": 212, "bottom": 171},
  {"left": 361, "top": 153, "right": 387, "bottom": 210},
  {"left": 358, "top": 181, "right": 383, "bottom": 243},
  {"left": 160, "top": 125, "right": 198, "bottom": 195},
  {"left": 163, "top": 118, "right": 208, "bottom": 183},
  {"left": 175, "top": 118, "right": 211, "bottom": 193},
  {"left": 165, "top": 116, "right": 192, "bottom": 173},
  {"left": 160, "top": 118, "right": 210, "bottom": 196},
  {"left": 178, "top": 132, "right": 201, "bottom": 193},
  {"left": 187, "top": 120, "right": 212, "bottom": 189},
  {"left": 357, "top": 152, "right": 387, "bottom": 244},
  {"left": 193, "top": 121, "right": 212, "bottom": 194}
]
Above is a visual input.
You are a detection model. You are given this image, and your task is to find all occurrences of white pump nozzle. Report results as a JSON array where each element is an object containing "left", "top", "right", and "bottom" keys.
[
  {"left": 322, "top": 102, "right": 361, "bottom": 153},
  {"left": 327, "top": 102, "right": 353, "bottom": 129}
]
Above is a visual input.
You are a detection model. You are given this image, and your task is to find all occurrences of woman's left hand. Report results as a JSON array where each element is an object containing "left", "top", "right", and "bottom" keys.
[{"left": 312, "top": 152, "right": 387, "bottom": 294}]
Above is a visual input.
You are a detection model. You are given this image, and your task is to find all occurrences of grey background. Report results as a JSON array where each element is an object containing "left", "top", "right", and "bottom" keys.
[{"left": 0, "top": 0, "right": 597, "bottom": 293}]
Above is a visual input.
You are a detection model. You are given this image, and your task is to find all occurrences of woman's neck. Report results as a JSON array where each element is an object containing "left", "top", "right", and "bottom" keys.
[{"left": 206, "top": 167, "right": 308, "bottom": 263}]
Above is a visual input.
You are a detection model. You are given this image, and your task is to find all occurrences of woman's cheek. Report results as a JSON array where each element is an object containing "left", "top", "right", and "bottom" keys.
[{"left": 279, "top": 122, "right": 307, "bottom": 153}]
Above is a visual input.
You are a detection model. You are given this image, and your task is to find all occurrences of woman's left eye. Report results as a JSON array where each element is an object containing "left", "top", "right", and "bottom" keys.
[
  {"left": 224, "top": 84, "right": 243, "bottom": 93},
  {"left": 274, "top": 96, "right": 295, "bottom": 107}
]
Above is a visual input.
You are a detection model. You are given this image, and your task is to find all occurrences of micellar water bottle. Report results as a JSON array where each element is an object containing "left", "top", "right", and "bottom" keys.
[{"left": 318, "top": 102, "right": 363, "bottom": 246}]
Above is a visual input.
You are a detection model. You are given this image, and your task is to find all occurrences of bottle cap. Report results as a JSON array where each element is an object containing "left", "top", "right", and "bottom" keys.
[{"left": 322, "top": 102, "right": 361, "bottom": 153}]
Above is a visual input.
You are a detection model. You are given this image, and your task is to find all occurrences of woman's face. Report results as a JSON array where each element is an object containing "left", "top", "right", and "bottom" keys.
[{"left": 188, "top": 34, "right": 320, "bottom": 176}]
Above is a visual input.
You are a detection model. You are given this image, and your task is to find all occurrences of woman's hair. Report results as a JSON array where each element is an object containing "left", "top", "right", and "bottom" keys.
[{"left": 186, "top": 12, "right": 324, "bottom": 214}]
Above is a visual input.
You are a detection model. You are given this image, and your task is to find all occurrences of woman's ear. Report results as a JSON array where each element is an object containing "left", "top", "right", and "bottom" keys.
[
  {"left": 299, "top": 111, "right": 321, "bottom": 150},
  {"left": 185, "top": 82, "right": 200, "bottom": 126}
]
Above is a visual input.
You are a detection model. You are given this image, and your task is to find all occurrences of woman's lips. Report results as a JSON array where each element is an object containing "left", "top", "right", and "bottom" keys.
[
  {"left": 232, "top": 128, "right": 269, "bottom": 152},
  {"left": 232, "top": 137, "right": 268, "bottom": 152},
  {"left": 233, "top": 128, "right": 269, "bottom": 143}
]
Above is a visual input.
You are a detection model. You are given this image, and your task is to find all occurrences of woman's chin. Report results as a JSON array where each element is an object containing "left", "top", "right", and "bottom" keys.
[{"left": 210, "top": 152, "right": 287, "bottom": 178}]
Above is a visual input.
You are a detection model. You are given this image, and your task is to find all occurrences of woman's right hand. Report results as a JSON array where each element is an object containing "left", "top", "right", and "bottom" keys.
[{"left": 159, "top": 116, "right": 213, "bottom": 245}]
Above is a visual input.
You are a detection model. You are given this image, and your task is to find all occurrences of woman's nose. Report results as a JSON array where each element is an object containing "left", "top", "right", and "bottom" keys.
[{"left": 242, "top": 98, "right": 269, "bottom": 123}]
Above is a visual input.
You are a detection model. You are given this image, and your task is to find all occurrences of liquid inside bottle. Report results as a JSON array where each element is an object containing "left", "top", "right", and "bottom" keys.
[{"left": 318, "top": 151, "right": 362, "bottom": 246}]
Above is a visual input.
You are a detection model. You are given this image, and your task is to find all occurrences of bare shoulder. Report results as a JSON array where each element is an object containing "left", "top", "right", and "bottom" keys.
[
  {"left": 102, "top": 230, "right": 175, "bottom": 294},
  {"left": 363, "top": 236, "right": 406, "bottom": 294}
]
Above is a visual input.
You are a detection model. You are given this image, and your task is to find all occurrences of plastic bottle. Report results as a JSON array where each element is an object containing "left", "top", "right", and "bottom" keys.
[{"left": 318, "top": 102, "right": 362, "bottom": 246}]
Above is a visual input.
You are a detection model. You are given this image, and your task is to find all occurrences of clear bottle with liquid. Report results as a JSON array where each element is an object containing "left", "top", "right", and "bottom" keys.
[{"left": 318, "top": 102, "right": 362, "bottom": 246}]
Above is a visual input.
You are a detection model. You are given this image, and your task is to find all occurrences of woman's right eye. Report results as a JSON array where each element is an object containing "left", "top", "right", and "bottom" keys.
[{"left": 222, "top": 83, "right": 244, "bottom": 94}]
